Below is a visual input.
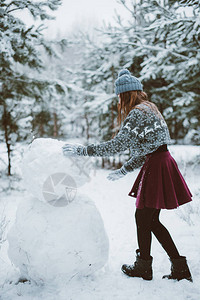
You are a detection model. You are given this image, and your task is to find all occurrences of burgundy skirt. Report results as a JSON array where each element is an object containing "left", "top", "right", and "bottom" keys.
[{"left": 128, "top": 151, "right": 192, "bottom": 209}]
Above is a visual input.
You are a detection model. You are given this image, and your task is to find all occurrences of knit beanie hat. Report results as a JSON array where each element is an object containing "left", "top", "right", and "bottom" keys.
[{"left": 115, "top": 69, "right": 143, "bottom": 95}]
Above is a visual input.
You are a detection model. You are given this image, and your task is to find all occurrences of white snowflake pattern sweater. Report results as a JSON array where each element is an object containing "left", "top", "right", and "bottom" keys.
[{"left": 77, "top": 103, "right": 171, "bottom": 172}]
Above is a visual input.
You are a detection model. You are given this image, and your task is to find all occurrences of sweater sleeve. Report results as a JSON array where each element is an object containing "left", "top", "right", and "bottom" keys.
[
  {"left": 83, "top": 109, "right": 144, "bottom": 157},
  {"left": 123, "top": 155, "right": 146, "bottom": 173}
]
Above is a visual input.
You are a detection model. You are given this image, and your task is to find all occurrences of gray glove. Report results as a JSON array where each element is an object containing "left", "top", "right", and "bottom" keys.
[
  {"left": 62, "top": 143, "right": 87, "bottom": 156},
  {"left": 107, "top": 166, "right": 128, "bottom": 181}
]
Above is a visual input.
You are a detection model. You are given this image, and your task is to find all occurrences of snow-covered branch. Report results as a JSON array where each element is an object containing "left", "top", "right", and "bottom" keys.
[{"left": 123, "top": 42, "right": 190, "bottom": 61}]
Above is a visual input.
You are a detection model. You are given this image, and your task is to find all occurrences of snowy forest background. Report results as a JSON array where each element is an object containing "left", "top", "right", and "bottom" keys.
[{"left": 1, "top": 0, "right": 199, "bottom": 182}]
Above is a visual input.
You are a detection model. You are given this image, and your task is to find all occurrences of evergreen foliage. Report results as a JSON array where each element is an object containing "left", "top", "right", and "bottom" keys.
[
  {"left": 0, "top": 0, "right": 65, "bottom": 175},
  {"left": 1, "top": 0, "right": 199, "bottom": 176},
  {"left": 73, "top": 0, "right": 200, "bottom": 146}
]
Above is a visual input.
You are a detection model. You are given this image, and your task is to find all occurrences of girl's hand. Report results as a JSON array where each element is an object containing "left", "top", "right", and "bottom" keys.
[
  {"left": 107, "top": 166, "right": 128, "bottom": 181},
  {"left": 62, "top": 144, "right": 87, "bottom": 156},
  {"left": 62, "top": 144, "right": 78, "bottom": 156}
]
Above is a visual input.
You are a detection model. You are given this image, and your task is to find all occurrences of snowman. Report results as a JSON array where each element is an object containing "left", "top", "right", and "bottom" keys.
[{"left": 7, "top": 138, "right": 109, "bottom": 284}]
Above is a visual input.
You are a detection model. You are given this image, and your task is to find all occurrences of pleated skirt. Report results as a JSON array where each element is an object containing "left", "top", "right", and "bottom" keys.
[{"left": 128, "top": 151, "right": 192, "bottom": 209}]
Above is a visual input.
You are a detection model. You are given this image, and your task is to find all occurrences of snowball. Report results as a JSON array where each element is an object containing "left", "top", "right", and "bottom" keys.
[{"left": 7, "top": 193, "right": 109, "bottom": 284}]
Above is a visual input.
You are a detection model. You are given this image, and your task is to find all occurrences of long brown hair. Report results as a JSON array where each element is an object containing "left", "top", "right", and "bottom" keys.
[
  {"left": 112, "top": 91, "right": 160, "bottom": 137},
  {"left": 117, "top": 90, "right": 160, "bottom": 126}
]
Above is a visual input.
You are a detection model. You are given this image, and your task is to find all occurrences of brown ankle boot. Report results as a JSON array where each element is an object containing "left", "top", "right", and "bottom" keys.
[
  {"left": 121, "top": 250, "right": 153, "bottom": 280},
  {"left": 163, "top": 256, "right": 192, "bottom": 282}
]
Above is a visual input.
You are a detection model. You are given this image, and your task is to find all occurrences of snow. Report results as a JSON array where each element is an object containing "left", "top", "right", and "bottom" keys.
[{"left": 0, "top": 142, "right": 200, "bottom": 299}]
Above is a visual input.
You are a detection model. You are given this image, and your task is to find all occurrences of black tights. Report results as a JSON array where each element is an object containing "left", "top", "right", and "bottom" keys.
[{"left": 135, "top": 207, "right": 180, "bottom": 260}]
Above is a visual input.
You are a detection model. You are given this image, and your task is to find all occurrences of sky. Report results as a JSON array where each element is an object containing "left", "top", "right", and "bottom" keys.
[
  {"left": 15, "top": 0, "right": 194, "bottom": 38},
  {"left": 15, "top": 0, "right": 131, "bottom": 38}
]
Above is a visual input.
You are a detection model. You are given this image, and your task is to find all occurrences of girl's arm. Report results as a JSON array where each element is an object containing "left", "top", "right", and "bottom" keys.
[
  {"left": 107, "top": 154, "right": 146, "bottom": 181},
  {"left": 123, "top": 155, "right": 147, "bottom": 172},
  {"left": 75, "top": 109, "right": 145, "bottom": 157}
]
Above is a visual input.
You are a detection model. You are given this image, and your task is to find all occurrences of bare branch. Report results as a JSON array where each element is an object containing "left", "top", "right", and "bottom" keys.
[{"left": 7, "top": 6, "right": 27, "bottom": 13}]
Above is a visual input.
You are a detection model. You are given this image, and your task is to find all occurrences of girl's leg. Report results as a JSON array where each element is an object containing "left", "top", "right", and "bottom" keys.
[
  {"left": 151, "top": 211, "right": 193, "bottom": 281},
  {"left": 151, "top": 210, "right": 180, "bottom": 259},
  {"left": 135, "top": 207, "right": 158, "bottom": 260},
  {"left": 121, "top": 207, "right": 155, "bottom": 279}
]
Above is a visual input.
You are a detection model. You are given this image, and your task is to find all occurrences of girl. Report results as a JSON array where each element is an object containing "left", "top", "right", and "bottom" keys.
[{"left": 62, "top": 69, "right": 193, "bottom": 282}]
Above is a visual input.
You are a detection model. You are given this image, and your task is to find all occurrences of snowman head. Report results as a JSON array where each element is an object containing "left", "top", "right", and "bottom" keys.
[{"left": 21, "top": 138, "right": 95, "bottom": 206}]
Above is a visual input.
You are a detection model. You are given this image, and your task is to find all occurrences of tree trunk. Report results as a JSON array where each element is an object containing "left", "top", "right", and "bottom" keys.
[
  {"left": 83, "top": 96, "right": 90, "bottom": 141},
  {"left": 39, "top": 123, "right": 44, "bottom": 136},
  {"left": 111, "top": 66, "right": 116, "bottom": 139},
  {"left": 53, "top": 111, "right": 58, "bottom": 137},
  {"left": 112, "top": 158, "right": 116, "bottom": 168},
  {"left": 174, "top": 117, "right": 178, "bottom": 142},
  {"left": 85, "top": 112, "right": 90, "bottom": 141},
  {"left": 102, "top": 157, "right": 105, "bottom": 168},
  {"left": 3, "top": 103, "right": 12, "bottom": 176}
]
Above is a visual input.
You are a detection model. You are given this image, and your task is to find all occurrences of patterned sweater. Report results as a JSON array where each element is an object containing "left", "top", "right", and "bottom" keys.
[{"left": 77, "top": 103, "right": 171, "bottom": 172}]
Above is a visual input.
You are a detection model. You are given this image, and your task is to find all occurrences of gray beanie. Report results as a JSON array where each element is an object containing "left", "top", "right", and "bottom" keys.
[{"left": 115, "top": 69, "right": 143, "bottom": 95}]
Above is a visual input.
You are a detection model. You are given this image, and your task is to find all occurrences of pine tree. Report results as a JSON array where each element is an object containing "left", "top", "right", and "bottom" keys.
[
  {"left": 127, "top": 0, "right": 200, "bottom": 143},
  {"left": 99, "top": 0, "right": 200, "bottom": 144},
  {"left": 0, "top": 0, "right": 66, "bottom": 175}
]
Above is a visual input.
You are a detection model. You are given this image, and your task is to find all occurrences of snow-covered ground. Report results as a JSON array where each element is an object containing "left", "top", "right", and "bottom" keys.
[{"left": 0, "top": 143, "right": 200, "bottom": 300}]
